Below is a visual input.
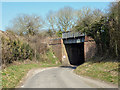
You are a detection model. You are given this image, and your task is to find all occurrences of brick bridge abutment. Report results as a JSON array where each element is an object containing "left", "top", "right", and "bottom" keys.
[{"left": 49, "top": 35, "right": 96, "bottom": 66}]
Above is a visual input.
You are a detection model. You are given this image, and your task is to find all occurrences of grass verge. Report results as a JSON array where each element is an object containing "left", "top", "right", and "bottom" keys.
[
  {"left": 46, "top": 48, "right": 59, "bottom": 64},
  {"left": 2, "top": 62, "right": 61, "bottom": 88},
  {"left": 74, "top": 61, "right": 119, "bottom": 85},
  {"left": 2, "top": 47, "right": 61, "bottom": 88}
]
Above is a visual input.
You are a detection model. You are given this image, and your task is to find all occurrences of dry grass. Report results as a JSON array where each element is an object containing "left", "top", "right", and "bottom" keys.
[
  {"left": 2, "top": 61, "right": 61, "bottom": 88},
  {"left": 74, "top": 61, "right": 119, "bottom": 85}
]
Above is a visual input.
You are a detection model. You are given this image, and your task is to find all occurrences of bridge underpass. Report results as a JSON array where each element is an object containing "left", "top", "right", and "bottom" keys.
[
  {"left": 64, "top": 43, "right": 84, "bottom": 65},
  {"left": 62, "top": 32, "right": 85, "bottom": 65},
  {"left": 49, "top": 31, "right": 96, "bottom": 66}
]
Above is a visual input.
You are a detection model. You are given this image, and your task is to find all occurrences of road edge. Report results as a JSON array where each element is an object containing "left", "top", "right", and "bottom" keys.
[{"left": 16, "top": 67, "right": 58, "bottom": 88}]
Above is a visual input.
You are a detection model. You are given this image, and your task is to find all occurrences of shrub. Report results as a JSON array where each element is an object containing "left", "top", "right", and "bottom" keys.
[{"left": 1, "top": 33, "right": 34, "bottom": 66}]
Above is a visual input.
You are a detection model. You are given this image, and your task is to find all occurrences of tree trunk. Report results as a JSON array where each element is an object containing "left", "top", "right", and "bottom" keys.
[
  {"left": 35, "top": 45, "right": 37, "bottom": 61},
  {"left": 115, "top": 40, "right": 118, "bottom": 57}
]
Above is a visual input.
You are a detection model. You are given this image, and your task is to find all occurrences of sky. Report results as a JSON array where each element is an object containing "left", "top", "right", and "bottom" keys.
[{"left": 1, "top": 2, "right": 111, "bottom": 31}]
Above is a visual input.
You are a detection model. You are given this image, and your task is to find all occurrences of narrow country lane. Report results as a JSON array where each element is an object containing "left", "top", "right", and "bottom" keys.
[{"left": 21, "top": 66, "right": 117, "bottom": 88}]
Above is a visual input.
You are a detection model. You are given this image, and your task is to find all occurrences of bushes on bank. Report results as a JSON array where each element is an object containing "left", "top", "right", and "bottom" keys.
[{"left": 1, "top": 34, "right": 34, "bottom": 66}]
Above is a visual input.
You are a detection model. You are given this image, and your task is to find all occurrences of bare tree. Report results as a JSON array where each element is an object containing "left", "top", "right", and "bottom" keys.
[
  {"left": 47, "top": 11, "right": 57, "bottom": 33},
  {"left": 76, "top": 7, "right": 92, "bottom": 22},
  {"left": 10, "top": 14, "right": 44, "bottom": 36},
  {"left": 108, "top": 2, "right": 120, "bottom": 57},
  {"left": 73, "top": 7, "right": 104, "bottom": 32},
  {"left": 56, "top": 7, "right": 75, "bottom": 32}
]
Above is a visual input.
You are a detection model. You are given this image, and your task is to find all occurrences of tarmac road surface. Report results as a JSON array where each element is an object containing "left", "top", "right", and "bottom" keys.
[{"left": 21, "top": 66, "right": 117, "bottom": 88}]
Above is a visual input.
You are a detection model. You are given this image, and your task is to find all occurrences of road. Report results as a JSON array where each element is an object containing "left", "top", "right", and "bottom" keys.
[{"left": 21, "top": 66, "right": 117, "bottom": 88}]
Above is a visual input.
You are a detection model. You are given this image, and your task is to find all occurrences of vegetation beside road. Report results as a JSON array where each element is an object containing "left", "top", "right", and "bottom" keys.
[
  {"left": 2, "top": 62, "right": 60, "bottom": 88},
  {"left": 1, "top": 21, "right": 61, "bottom": 88},
  {"left": 1, "top": 31, "right": 61, "bottom": 88},
  {"left": 74, "top": 58, "right": 119, "bottom": 85}
]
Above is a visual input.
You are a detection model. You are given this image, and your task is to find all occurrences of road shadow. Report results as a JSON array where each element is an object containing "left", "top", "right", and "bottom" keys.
[{"left": 60, "top": 65, "right": 77, "bottom": 69}]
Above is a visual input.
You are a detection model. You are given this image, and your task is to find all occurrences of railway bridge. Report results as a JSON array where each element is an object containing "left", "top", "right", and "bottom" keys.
[{"left": 49, "top": 31, "right": 96, "bottom": 66}]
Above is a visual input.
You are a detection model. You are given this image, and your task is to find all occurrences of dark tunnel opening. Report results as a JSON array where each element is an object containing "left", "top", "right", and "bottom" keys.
[{"left": 65, "top": 43, "right": 85, "bottom": 65}]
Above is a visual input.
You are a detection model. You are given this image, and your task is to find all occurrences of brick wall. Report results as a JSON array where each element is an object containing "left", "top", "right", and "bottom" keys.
[
  {"left": 49, "top": 38, "right": 62, "bottom": 63},
  {"left": 84, "top": 36, "right": 96, "bottom": 61},
  {"left": 49, "top": 36, "right": 97, "bottom": 65}
]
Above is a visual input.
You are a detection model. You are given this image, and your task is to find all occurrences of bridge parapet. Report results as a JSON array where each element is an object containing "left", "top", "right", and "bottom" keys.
[
  {"left": 62, "top": 31, "right": 85, "bottom": 39},
  {"left": 62, "top": 31, "right": 85, "bottom": 44}
]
